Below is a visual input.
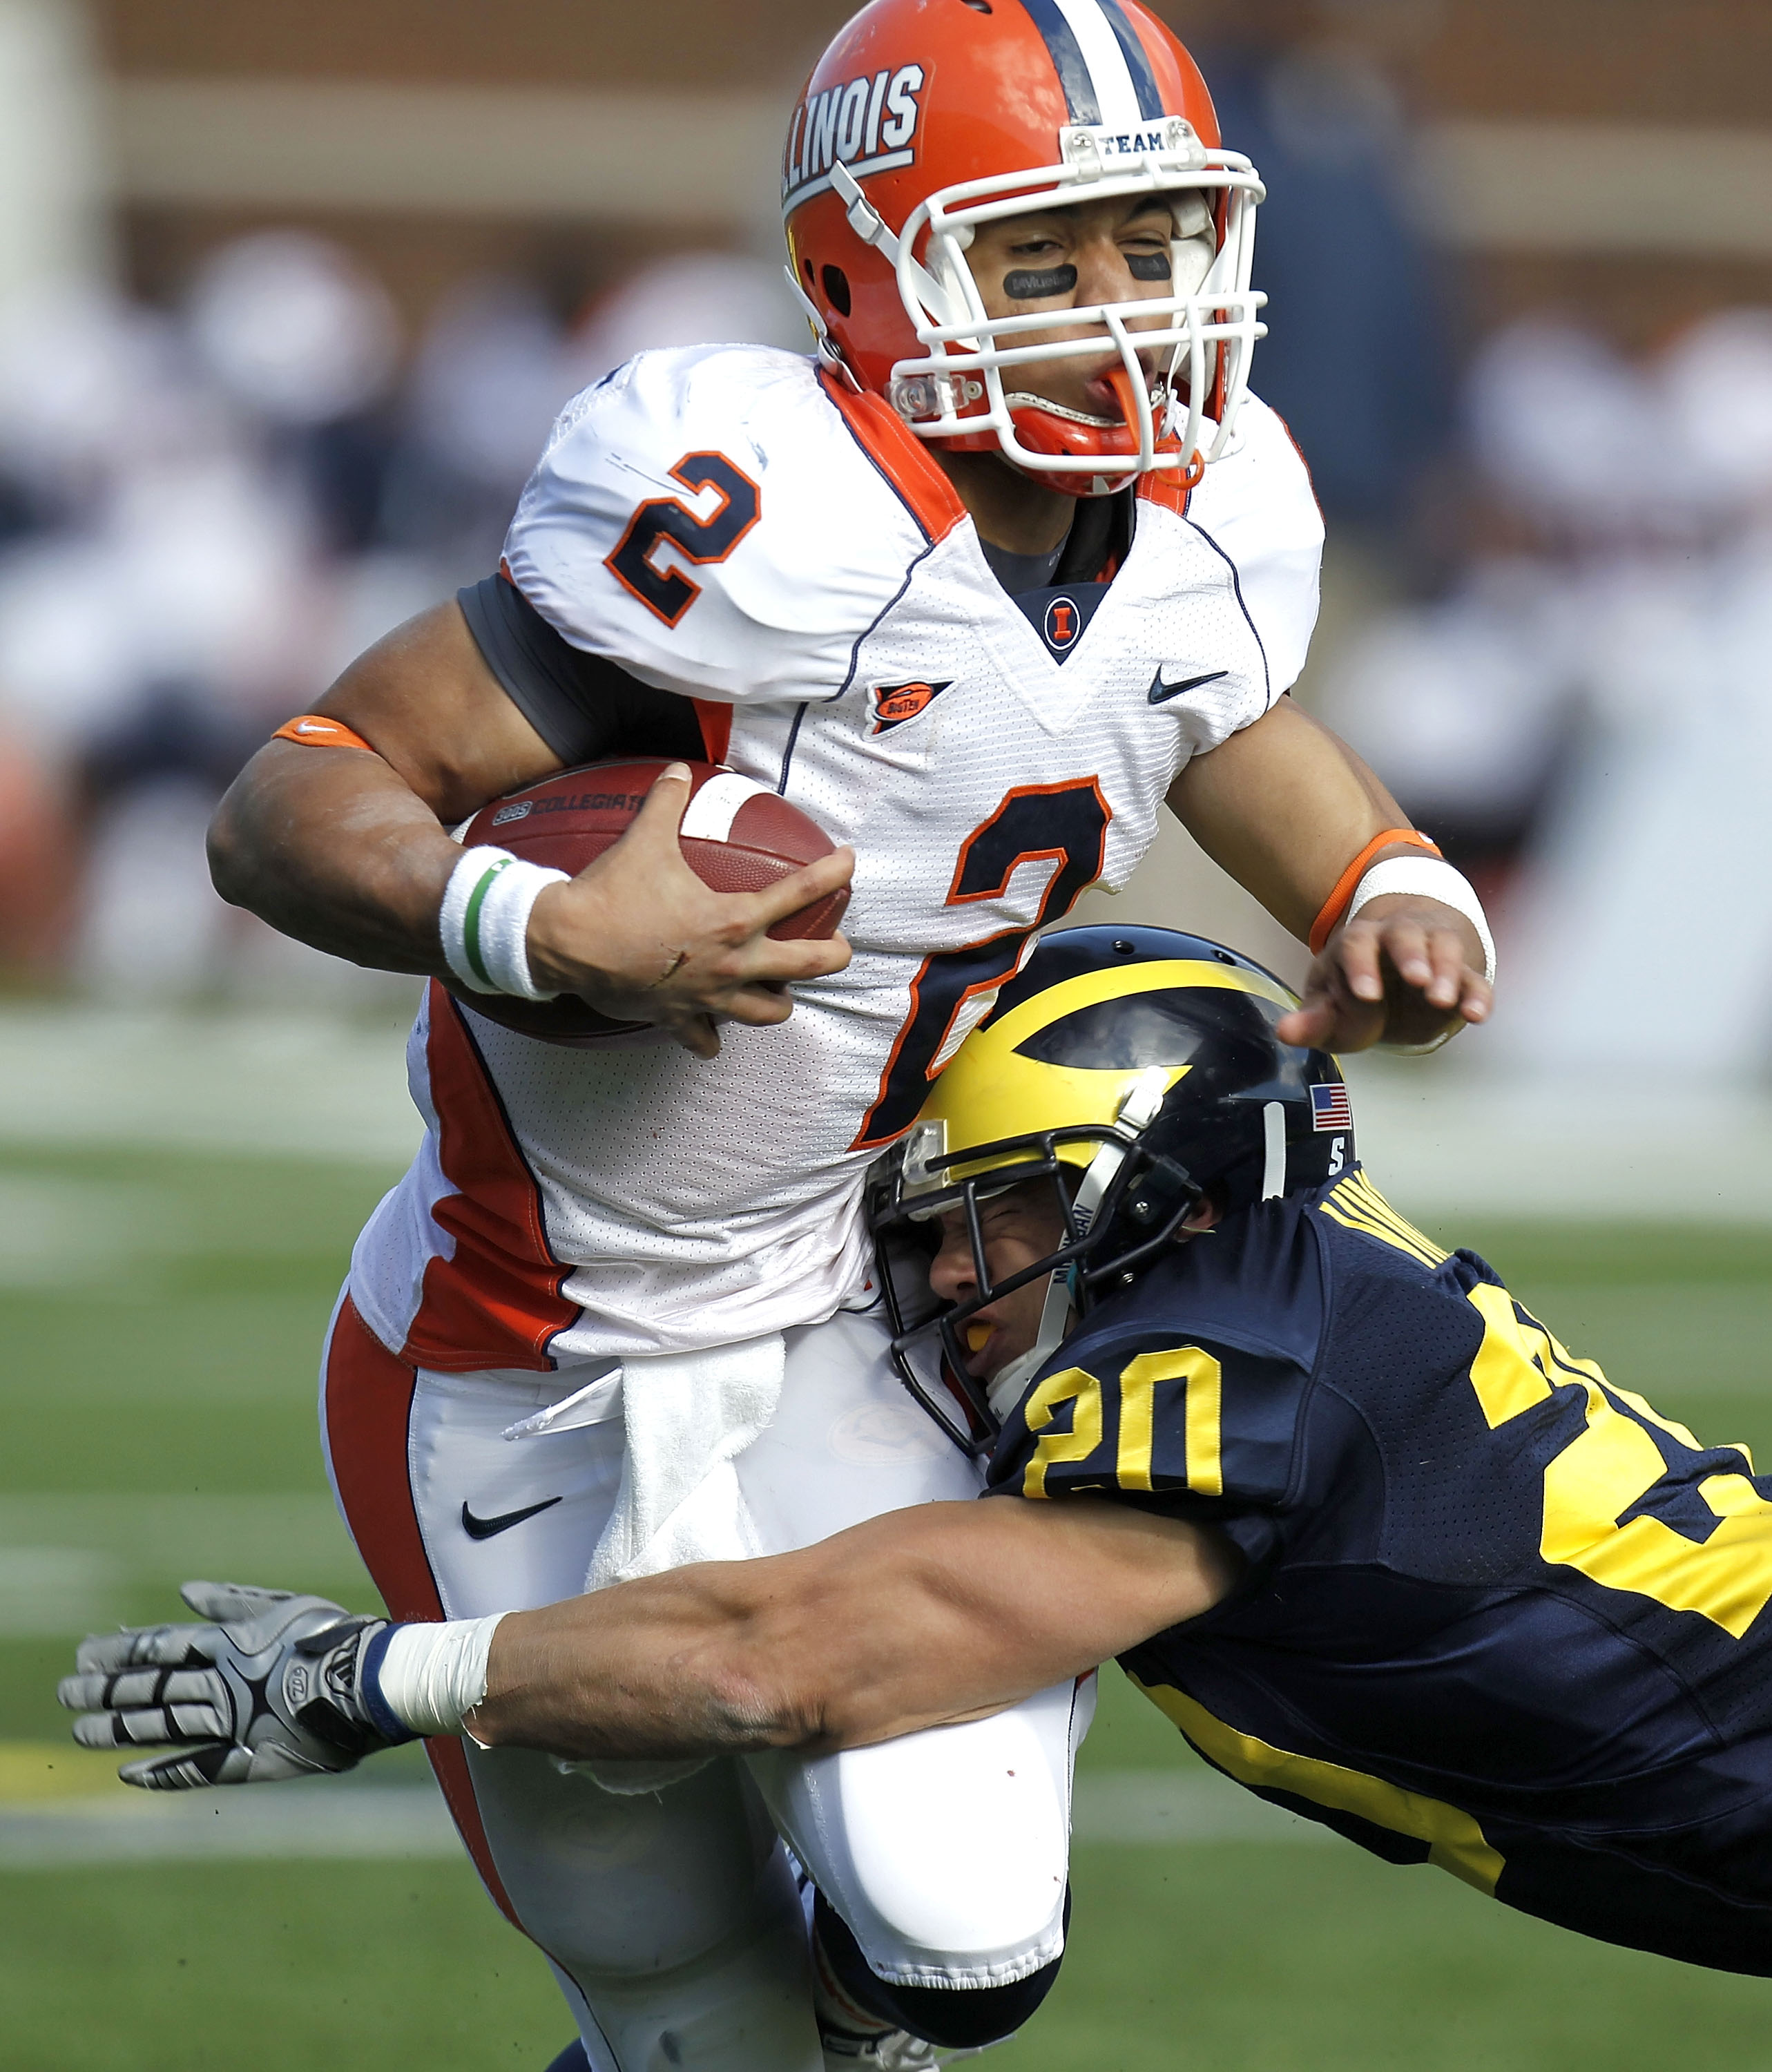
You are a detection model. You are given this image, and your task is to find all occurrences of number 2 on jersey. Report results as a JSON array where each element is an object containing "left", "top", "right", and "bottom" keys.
[
  {"left": 852, "top": 778, "right": 1110, "bottom": 1150},
  {"left": 605, "top": 452, "right": 762, "bottom": 627}
]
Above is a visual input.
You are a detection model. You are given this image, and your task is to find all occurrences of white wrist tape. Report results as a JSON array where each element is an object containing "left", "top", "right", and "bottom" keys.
[
  {"left": 439, "top": 846, "right": 568, "bottom": 1000},
  {"left": 373, "top": 1613, "right": 505, "bottom": 1738},
  {"left": 1347, "top": 856, "right": 1496, "bottom": 984}
]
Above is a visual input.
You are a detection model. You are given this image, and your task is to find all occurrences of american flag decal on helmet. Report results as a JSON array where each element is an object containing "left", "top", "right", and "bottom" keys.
[{"left": 1311, "top": 1082, "right": 1354, "bottom": 1133}]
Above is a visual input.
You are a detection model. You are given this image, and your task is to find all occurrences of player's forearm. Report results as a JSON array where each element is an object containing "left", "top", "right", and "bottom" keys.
[
  {"left": 208, "top": 740, "right": 465, "bottom": 973},
  {"left": 1168, "top": 696, "right": 1415, "bottom": 941},
  {"left": 468, "top": 1499, "right": 1235, "bottom": 1760},
  {"left": 468, "top": 1555, "right": 1040, "bottom": 1761},
  {"left": 468, "top": 1565, "right": 822, "bottom": 1759},
  {"left": 209, "top": 602, "right": 563, "bottom": 975}
]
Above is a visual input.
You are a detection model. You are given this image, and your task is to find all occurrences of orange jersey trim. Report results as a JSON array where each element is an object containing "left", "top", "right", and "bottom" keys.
[
  {"left": 321, "top": 1298, "right": 523, "bottom": 1930},
  {"left": 816, "top": 365, "right": 967, "bottom": 545},
  {"left": 401, "top": 984, "right": 581, "bottom": 1373},
  {"left": 273, "top": 714, "right": 378, "bottom": 755},
  {"left": 694, "top": 698, "right": 733, "bottom": 765},
  {"left": 1264, "top": 405, "right": 1324, "bottom": 522},
  {"left": 1309, "top": 828, "right": 1443, "bottom": 955}
]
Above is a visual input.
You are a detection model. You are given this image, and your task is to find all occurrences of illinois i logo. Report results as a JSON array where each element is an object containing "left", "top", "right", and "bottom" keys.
[
  {"left": 1043, "top": 597, "right": 1081, "bottom": 652},
  {"left": 869, "top": 678, "right": 952, "bottom": 734}
]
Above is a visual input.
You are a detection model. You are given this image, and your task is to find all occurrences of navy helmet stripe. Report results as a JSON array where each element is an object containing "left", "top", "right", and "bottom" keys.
[
  {"left": 1095, "top": 0, "right": 1166, "bottom": 120},
  {"left": 1015, "top": 0, "right": 1101, "bottom": 124}
]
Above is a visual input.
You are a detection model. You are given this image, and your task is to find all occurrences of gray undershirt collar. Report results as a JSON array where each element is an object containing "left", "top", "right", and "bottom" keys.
[{"left": 979, "top": 533, "right": 1070, "bottom": 597}]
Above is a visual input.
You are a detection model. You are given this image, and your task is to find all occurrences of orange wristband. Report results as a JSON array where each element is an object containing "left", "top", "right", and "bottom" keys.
[
  {"left": 273, "top": 714, "right": 378, "bottom": 754},
  {"left": 1309, "top": 828, "right": 1442, "bottom": 955}
]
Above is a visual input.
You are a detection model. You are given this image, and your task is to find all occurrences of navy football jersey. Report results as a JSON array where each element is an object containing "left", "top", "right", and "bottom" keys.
[{"left": 986, "top": 1168, "right": 1772, "bottom": 1973}]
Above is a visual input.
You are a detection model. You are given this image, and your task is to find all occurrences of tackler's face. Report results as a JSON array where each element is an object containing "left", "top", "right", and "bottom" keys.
[
  {"left": 965, "top": 191, "right": 1217, "bottom": 428},
  {"left": 925, "top": 1169, "right": 1224, "bottom": 1383},
  {"left": 927, "top": 1180, "right": 1072, "bottom": 1381}
]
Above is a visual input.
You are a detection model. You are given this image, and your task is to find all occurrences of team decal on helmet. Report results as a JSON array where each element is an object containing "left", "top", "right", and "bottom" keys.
[{"left": 782, "top": 64, "right": 927, "bottom": 213}]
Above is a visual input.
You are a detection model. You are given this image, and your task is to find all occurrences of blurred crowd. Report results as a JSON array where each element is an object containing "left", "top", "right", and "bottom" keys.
[
  {"left": 1197, "top": 1, "right": 1772, "bottom": 1083},
  {"left": 1, "top": 0, "right": 1770, "bottom": 1082},
  {"left": 0, "top": 235, "right": 803, "bottom": 1004},
  {"left": 1313, "top": 314, "right": 1772, "bottom": 1080}
]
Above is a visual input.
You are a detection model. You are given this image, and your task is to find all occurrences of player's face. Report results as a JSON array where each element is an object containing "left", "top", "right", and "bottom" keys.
[
  {"left": 965, "top": 191, "right": 1217, "bottom": 424},
  {"left": 925, "top": 1176, "right": 1224, "bottom": 1381},
  {"left": 927, "top": 1180, "right": 1071, "bottom": 1379}
]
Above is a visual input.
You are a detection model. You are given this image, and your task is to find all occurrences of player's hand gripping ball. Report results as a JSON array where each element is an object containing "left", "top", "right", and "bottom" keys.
[{"left": 452, "top": 757, "right": 850, "bottom": 1046}]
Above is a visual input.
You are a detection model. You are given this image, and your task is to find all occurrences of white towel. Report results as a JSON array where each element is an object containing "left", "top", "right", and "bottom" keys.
[{"left": 568, "top": 1331, "right": 786, "bottom": 1796}]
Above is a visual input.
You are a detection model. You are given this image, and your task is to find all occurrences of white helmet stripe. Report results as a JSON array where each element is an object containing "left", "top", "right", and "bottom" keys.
[{"left": 1050, "top": 0, "right": 1149, "bottom": 131}]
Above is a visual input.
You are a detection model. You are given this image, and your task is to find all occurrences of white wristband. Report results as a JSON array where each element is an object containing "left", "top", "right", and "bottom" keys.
[
  {"left": 439, "top": 845, "right": 568, "bottom": 1000},
  {"left": 1347, "top": 856, "right": 1496, "bottom": 984},
  {"left": 372, "top": 1613, "right": 506, "bottom": 1738}
]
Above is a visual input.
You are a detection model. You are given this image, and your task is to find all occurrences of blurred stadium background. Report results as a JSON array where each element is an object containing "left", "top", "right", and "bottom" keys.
[{"left": 1, "top": 0, "right": 1771, "bottom": 2064}]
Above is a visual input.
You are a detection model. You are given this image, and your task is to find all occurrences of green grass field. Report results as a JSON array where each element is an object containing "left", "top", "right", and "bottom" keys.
[{"left": 3, "top": 1137, "right": 1771, "bottom": 2069}]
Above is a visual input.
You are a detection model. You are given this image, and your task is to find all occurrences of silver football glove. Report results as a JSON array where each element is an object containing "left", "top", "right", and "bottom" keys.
[{"left": 57, "top": 1580, "right": 410, "bottom": 1789}]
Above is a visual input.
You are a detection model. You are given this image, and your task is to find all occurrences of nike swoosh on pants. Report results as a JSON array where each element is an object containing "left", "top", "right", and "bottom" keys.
[{"left": 461, "top": 1496, "right": 564, "bottom": 1541}]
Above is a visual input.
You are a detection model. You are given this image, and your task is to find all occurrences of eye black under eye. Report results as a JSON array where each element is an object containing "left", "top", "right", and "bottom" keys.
[
  {"left": 1126, "top": 251, "right": 1173, "bottom": 281},
  {"left": 1003, "top": 264, "right": 1078, "bottom": 299}
]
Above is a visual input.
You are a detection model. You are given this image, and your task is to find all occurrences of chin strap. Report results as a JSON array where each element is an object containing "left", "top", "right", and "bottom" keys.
[
  {"left": 830, "top": 162, "right": 968, "bottom": 331},
  {"left": 782, "top": 265, "right": 842, "bottom": 363}
]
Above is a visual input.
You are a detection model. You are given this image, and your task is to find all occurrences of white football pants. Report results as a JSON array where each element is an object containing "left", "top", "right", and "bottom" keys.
[{"left": 320, "top": 1294, "right": 1088, "bottom": 2072}]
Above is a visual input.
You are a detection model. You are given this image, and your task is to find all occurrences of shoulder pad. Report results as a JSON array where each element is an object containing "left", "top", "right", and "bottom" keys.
[
  {"left": 985, "top": 1207, "right": 1325, "bottom": 1509},
  {"left": 1311, "top": 1168, "right": 1456, "bottom": 1278},
  {"left": 1183, "top": 395, "right": 1325, "bottom": 700},
  {"left": 503, "top": 346, "right": 932, "bottom": 704}
]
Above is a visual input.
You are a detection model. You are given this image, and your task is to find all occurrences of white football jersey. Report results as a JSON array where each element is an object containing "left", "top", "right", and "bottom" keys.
[{"left": 349, "top": 346, "right": 1322, "bottom": 1369}]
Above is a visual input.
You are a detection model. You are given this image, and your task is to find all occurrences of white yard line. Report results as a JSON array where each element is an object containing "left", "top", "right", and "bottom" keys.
[
  {"left": 0, "top": 1004, "right": 421, "bottom": 1167},
  {"left": 0, "top": 1497, "right": 367, "bottom": 1638},
  {"left": 3, "top": 1002, "right": 1771, "bottom": 1221},
  {"left": 1341, "top": 1058, "right": 1772, "bottom": 1227},
  {"left": 0, "top": 1769, "right": 1329, "bottom": 1868},
  {"left": 0, "top": 1785, "right": 460, "bottom": 1866}
]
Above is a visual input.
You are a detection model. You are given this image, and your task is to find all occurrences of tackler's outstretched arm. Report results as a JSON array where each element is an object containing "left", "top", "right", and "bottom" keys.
[
  {"left": 469, "top": 1497, "right": 1233, "bottom": 1758},
  {"left": 60, "top": 1501, "right": 1236, "bottom": 1785}
]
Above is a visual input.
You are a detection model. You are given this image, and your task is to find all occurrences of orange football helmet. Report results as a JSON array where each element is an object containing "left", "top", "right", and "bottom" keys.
[{"left": 782, "top": 0, "right": 1266, "bottom": 497}]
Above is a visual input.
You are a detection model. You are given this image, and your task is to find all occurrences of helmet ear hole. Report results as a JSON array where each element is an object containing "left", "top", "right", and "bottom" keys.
[
  {"left": 960, "top": 0, "right": 993, "bottom": 11},
  {"left": 820, "top": 265, "right": 852, "bottom": 317}
]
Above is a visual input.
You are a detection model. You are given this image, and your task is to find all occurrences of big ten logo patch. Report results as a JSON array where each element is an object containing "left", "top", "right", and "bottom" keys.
[
  {"left": 869, "top": 678, "right": 952, "bottom": 734},
  {"left": 783, "top": 64, "right": 926, "bottom": 208}
]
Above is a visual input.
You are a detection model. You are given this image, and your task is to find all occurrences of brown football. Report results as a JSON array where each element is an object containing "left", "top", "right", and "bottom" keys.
[{"left": 445, "top": 757, "right": 849, "bottom": 1047}]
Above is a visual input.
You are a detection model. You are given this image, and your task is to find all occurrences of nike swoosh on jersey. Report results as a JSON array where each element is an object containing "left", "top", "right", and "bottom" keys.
[
  {"left": 1148, "top": 668, "right": 1229, "bottom": 704},
  {"left": 460, "top": 1496, "right": 564, "bottom": 1541}
]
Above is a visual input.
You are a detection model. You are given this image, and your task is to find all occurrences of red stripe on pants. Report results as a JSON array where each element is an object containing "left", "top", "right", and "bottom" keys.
[{"left": 322, "top": 1295, "right": 523, "bottom": 1928}]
